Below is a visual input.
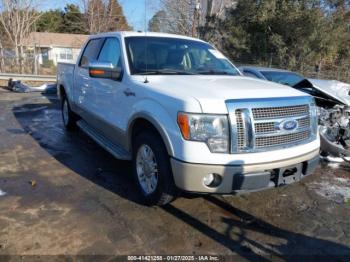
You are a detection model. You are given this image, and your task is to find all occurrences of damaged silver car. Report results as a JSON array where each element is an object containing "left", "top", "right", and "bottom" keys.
[{"left": 239, "top": 66, "right": 350, "bottom": 160}]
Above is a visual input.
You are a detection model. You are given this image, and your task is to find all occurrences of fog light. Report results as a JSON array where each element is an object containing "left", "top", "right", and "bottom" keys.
[
  {"left": 203, "top": 173, "right": 222, "bottom": 187},
  {"left": 203, "top": 173, "right": 215, "bottom": 186}
]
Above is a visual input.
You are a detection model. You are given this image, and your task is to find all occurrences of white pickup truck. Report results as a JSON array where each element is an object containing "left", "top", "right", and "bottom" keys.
[{"left": 57, "top": 32, "right": 320, "bottom": 205}]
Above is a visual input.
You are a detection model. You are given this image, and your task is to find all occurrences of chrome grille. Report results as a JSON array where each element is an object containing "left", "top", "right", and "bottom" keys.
[
  {"left": 235, "top": 110, "right": 245, "bottom": 149},
  {"left": 255, "top": 122, "right": 275, "bottom": 134},
  {"left": 255, "top": 130, "right": 310, "bottom": 148},
  {"left": 254, "top": 116, "right": 310, "bottom": 134},
  {"left": 226, "top": 97, "right": 316, "bottom": 153},
  {"left": 252, "top": 105, "right": 309, "bottom": 119},
  {"left": 297, "top": 117, "right": 310, "bottom": 128}
]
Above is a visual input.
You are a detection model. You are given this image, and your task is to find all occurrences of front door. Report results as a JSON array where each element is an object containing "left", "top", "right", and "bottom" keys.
[{"left": 92, "top": 37, "right": 132, "bottom": 145}]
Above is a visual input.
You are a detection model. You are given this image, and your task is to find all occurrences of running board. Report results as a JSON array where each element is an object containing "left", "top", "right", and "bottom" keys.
[{"left": 77, "top": 120, "right": 131, "bottom": 160}]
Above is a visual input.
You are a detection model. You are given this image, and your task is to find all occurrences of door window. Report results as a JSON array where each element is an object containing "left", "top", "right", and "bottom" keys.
[
  {"left": 79, "top": 38, "right": 103, "bottom": 67},
  {"left": 98, "top": 38, "right": 122, "bottom": 68}
]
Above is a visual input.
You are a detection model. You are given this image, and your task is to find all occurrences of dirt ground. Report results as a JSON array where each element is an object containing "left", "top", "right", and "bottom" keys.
[{"left": 0, "top": 88, "right": 349, "bottom": 260}]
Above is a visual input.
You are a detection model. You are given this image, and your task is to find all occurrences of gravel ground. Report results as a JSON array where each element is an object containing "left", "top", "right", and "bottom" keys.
[{"left": 0, "top": 89, "right": 349, "bottom": 260}]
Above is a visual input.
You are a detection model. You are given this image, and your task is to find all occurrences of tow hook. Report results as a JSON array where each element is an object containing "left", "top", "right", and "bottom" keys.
[{"left": 283, "top": 167, "right": 298, "bottom": 177}]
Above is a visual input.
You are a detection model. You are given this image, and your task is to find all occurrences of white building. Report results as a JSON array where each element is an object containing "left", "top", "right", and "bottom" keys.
[{"left": 23, "top": 32, "right": 89, "bottom": 65}]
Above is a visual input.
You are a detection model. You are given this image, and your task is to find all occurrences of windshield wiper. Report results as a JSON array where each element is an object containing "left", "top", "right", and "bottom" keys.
[{"left": 137, "top": 69, "right": 195, "bottom": 75}]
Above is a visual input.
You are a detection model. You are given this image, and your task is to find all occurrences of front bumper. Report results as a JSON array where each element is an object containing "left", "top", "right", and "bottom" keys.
[{"left": 171, "top": 149, "right": 319, "bottom": 193}]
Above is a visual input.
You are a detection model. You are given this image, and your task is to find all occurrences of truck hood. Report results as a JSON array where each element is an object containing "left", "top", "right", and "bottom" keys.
[
  {"left": 132, "top": 75, "right": 308, "bottom": 113},
  {"left": 308, "top": 79, "right": 350, "bottom": 106}
]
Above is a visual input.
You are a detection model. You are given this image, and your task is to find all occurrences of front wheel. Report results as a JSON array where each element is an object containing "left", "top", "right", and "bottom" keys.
[{"left": 132, "top": 131, "right": 177, "bottom": 206}]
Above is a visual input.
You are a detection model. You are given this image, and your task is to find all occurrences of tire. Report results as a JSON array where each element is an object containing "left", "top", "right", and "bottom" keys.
[
  {"left": 132, "top": 130, "right": 177, "bottom": 206},
  {"left": 61, "top": 95, "right": 78, "bottom": 131}
]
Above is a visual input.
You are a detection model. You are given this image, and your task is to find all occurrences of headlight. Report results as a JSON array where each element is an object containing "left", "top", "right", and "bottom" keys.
[{"left": 177, "top": 112, "right": 229, "bottom": 153}]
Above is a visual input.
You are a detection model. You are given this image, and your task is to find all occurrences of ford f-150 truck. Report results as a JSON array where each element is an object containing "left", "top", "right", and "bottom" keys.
[{"left": 57, "top": 32, "right": 320, "bottom": 206}]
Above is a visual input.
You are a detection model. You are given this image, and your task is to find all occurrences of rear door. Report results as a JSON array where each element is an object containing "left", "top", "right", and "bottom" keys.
[{"left": 73, "top": 38, "right": 104, "bottom": 119}]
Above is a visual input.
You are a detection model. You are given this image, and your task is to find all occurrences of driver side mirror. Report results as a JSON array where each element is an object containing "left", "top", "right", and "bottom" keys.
[{"left": 88, "top": 61, "right": 122, "bottom": 81}]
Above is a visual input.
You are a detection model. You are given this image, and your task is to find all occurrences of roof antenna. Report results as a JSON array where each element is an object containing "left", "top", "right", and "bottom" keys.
[{"left": 144, "top": 0, "right": 149, "bottom": 83}]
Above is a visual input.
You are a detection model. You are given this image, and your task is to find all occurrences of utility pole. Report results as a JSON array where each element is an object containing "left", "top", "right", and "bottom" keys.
[
  {"left": 34, "top": 23, "right": 38, "bottom": 75},
  {"left": 34, "top": 43, "right": 38, "bottom": 75}
]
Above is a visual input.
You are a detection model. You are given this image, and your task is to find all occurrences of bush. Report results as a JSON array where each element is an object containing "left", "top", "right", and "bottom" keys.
[{"left": 42, "top": 59, "right": 55, "bottom": 68}]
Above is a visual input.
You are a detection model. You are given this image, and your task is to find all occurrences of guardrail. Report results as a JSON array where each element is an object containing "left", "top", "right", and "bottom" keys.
[{"left": 0, "top": 73, "right": 56, "bottom": 82}]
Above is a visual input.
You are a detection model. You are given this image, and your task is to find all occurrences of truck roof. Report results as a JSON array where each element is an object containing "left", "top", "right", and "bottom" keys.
[{"left": 88, "top": 31, "right": 207, "bottom": 43}]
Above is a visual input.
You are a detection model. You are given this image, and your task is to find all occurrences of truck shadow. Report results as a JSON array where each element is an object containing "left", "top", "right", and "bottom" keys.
[
  {"left": 11, "top": 96, "right": 350, "bottom": 259},
  {"left": 163, "top": 195, "right": 350, "bottom": 258}
]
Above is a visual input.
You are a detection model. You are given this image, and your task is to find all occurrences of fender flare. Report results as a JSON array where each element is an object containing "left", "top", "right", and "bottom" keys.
[{"left": 127, "top": 111, "right": 176, "bottom": 157}]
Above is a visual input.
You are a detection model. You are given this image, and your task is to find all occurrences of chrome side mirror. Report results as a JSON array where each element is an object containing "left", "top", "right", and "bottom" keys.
[{"left": 88, "top": 61, "right": 122, "bottom": 81}]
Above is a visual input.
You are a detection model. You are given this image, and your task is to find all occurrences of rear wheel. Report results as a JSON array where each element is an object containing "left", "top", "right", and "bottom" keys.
[
  {"left": 61, "top": 95, "right": 78, "bottom": 131},
  {"left": 132, "top": 131, "right": 176, "bottom": 206}
]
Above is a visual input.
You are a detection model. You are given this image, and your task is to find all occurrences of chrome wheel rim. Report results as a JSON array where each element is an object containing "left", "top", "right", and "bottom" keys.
[
  {"left": 136, "top": 144, "right": 158, "bottom": 195},
  {"left": 62, "top": 100, "right": 69, "bottom": 126}
]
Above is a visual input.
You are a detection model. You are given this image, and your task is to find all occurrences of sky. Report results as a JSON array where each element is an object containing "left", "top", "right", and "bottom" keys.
[{"left": 42, "top": 0, "right": 160, "bottom": 31}]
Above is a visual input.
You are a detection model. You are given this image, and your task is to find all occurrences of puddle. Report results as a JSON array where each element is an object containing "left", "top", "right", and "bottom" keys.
[
  {"left": 13, "top": 105, "right": 47, "bottom": 114},
  {"left": 6, "top": 128, "right": 26, "bottom": 134},
  {"left": 309, "top": 176, "right": 350, "bottom": 204}
]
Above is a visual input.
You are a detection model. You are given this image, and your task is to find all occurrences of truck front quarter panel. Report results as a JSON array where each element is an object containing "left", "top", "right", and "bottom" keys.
[{"left": 127, "top": 95, "right": 202, "bottom": 157}]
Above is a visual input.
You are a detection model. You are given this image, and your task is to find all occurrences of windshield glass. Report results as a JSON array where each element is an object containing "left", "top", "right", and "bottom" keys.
[
  {"left": 125, "top": 36, "right": 240, "bottom": 76},
  {"left": 261, "top": 71, "right": 305, "bottom": 86}
]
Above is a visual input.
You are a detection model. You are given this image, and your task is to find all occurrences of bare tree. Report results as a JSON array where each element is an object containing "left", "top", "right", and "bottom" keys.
[
  {"left": 0, "top": 40, "right": 4, "bottom": 72},
  {"left": 81, "top": 0, "right": 131, "bottom": 34},
  {"left": 0, "top": 0, "right": 42, "bottom": 73},
  {"left": 201, "top": 0, "right": 235, "bottom": 19},
  {"left": 81, "top": 0, "right": 106, "bottom": 33},
  {"left": 160, "top": 0, "right": 194, "bottom": 36},
  {"left": 159, "top": 0, "right": 235, "bottom": 36}
]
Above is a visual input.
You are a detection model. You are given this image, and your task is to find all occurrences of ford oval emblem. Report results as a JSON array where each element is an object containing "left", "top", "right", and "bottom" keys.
[{"left": 281, "top": 120, "right": 298, "bottom": 131}]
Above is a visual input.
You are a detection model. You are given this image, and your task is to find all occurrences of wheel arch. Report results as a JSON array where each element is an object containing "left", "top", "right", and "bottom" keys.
[
  {"left": 58, "top": 84, "right": 66, "bottom": 100},
  {"left": 128, "top": 114, "right": 174, "bottom": 157}
]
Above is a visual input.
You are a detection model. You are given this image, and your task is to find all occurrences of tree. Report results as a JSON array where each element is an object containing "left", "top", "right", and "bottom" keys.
[
  {"left": 35, "top": 9, "right": 63, "bottom": 33},
  {"left": 325, "top": 0, "right": 350, "bottom": 65},
  {"left": 82, "top": 0, "right": 131, "bottom": 34},
  {"left": 159, "top": 0, "right": 195, "bottom": 35},
  {"left": 195, "top": 0, "right": 350, "bottom": 81},
  {"left": 158, "top": 0, "right": 234, "bottom": 36},
  {"left": 60, "top": 4, "right": 87, "bottom": 34},
  {"left": 84, "top": 0, "right": 105, "bottom": 33},
  {"left": 0, "top": 0, "right": 43, "bottom": 73},
  {"left": 106, "top": 0, "right": 132, "bottom": 31},
  {"left": 148, "top": 10, "right": 167, "bottom": 32},
  {"left": 201, "top": 0, "right": 339, "bottom": 71},
  {"left": 0, "top": 22, "right": 6, "bottom": 71}
]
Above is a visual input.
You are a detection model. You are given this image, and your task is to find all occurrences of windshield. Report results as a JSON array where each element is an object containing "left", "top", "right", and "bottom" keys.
[
  {"left": 261, "top": 71, "right": 305, "bottom": 86},
  {"left": 125, "top": 36, "right": 240, "bottom": 76}
]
